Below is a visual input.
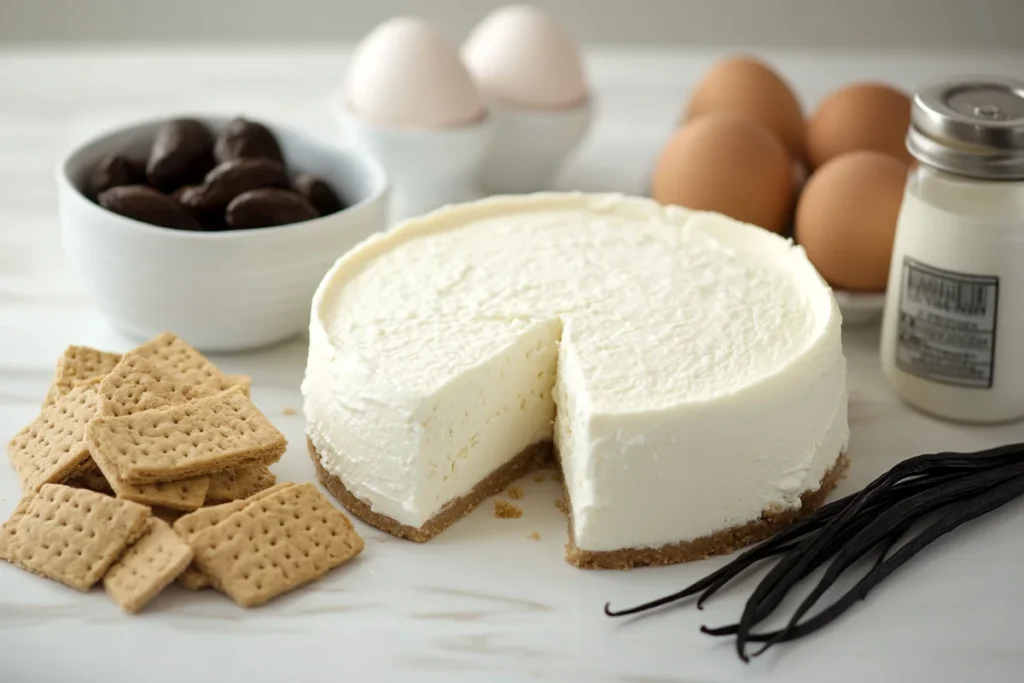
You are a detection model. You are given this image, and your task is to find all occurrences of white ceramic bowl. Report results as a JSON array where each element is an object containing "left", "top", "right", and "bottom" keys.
[{"left": 57, "top": 115, "right": 389, "bottom": 352}]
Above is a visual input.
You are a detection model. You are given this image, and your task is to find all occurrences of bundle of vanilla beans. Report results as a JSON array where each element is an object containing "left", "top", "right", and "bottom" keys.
[{"left": 604, "top": 443, "right": 1024, "bottom": 661}]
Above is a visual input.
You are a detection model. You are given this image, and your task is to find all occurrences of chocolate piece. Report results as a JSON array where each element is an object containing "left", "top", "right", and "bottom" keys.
[
  {"left": 198, "top": 214, "right": 230, "bottom": 232},
  {"left": 171, "top": 185, "right": 199, "bottom": 204},
  {"left": 184, "top": 158, "right": 289, "bottom": 211},
  {"left": 292, "top": 173, "right": 345, "bottom": 216},
  {"left": 173, "top": 186, "right": 229, "bottom": 231},
  {"left": 214, "top": 118, "right": 284, "bottom": 165},
  {"left": 225, "top": 188, "right": 318, "bottom": 229},
  {"left": 88, "top": 154, "right": 146, "bottom": 198},
  {"left": 99, "top": 185, "right": 202, "bottom": 231},
  {"left": 146, "top": 119, "right": 214, "bottom": 191}
]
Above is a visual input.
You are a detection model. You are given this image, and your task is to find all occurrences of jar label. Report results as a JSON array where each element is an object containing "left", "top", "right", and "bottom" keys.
[{"left": 895, "top": 257, "right": 999, "bottom": 388}]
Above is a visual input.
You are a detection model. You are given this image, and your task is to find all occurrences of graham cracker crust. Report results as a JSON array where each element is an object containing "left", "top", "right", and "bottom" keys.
[
  {"left": 308, "top": 436, "right": 847, "bottom": 569},
  {"left": 308, "top": 438, "right": 552, "bottom": 542},
  {"left": 564, "top": 452, "right": 849, "bottom": 570}
]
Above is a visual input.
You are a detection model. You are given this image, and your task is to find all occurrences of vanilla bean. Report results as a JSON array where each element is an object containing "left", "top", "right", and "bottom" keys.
[
  {"left": 695, "top": 470, "right": 972, "bottom": 610},
  {"left": 872, "top": 519, "right": 913, "bottom": 571},
  {"left": 734, "top": 462, "right": 1024, "bottom": 656},
  {"left": 695, "top": 541, "right": 798, "bottom": 610},
  {"left": 603, "top": 442, "right": 1024, "bottom": 662},
  {"left": 743, "top": 472, "right": 1024, "bottom": 653},
  {"left": 604, "top": 452, "right": 1022, "bottom": 619},
  {"left": 781, "top": 462, "right": 1024, "bottom": 629},
  {"left": 732, "top": 506, "right": 885, "bottom": 657},
  {"left": 739, "top": 460, "right": 1024, "bottom": 658},
  {"left": 731, "top": 454, "right": 1004, "bottom": 648},
  {"left": 700, "top": 509, "right": 884, "bottom": 636}
]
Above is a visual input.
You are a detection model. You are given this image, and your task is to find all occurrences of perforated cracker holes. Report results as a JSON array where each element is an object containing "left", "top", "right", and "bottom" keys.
[
  {"left": 0, "top": 484, "right": 150, "bottom": 591},
  {"left": 189, "top": 483, "right": 363, "bottom": 607}
]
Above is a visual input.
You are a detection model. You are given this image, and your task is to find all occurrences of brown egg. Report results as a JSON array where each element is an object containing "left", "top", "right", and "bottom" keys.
[
  {"left": 795, "top": 151, "right": 909, "bottom": 292},
  {"left": 686, "top": 55, "right": 805, "bottom": 162},
  {"left": 806, "top": 83, "right": 913, "bottom": 169},
  {"left": 652, "top": 114, "right": 795, "bottom": 234}
]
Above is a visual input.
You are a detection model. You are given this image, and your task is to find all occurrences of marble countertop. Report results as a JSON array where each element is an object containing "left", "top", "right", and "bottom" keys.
[{"left": 2, "top": 46, "right": 1024, "bottom": 683}]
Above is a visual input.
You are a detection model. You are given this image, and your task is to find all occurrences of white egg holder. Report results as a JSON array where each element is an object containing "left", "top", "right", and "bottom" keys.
[
  {"left": 335, "top": 93, "right": 592, "bottom": 224},
  {"left": 478, "top": 98, "right": 592, "bottom": 195},
  {"left": 834, "top": 289, "right": 886, "bottom": 325},
  {"left": 337, "top": 8, "right": 593, "bottom": 225},
  {"left": 337, "top": 98, "right": 496, "bottom": 225}
]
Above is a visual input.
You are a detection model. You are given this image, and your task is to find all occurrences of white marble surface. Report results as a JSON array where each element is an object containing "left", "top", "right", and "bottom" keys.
[{"left": 2, "top": 46, "right": 1024, "bottom": 683}]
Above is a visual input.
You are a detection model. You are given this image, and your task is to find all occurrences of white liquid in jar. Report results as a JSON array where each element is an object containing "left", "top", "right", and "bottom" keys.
[{"left": 880, "top": 166, "right": 1024, "bottom": 422}]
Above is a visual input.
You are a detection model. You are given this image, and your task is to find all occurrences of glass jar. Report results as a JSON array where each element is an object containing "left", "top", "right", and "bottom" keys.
[{"left": 879, "top": 76, "right": 1024, "bottom": 423}]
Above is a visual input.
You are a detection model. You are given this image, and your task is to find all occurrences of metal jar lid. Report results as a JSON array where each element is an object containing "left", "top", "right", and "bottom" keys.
[{"left": 907, "top": 75, "right": 1024, "bottom": 180}]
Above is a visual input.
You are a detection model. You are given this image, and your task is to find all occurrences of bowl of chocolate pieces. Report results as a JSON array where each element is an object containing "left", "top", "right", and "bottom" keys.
[{"left": 56, "top": 115, "right": 389, "bottom": 351}]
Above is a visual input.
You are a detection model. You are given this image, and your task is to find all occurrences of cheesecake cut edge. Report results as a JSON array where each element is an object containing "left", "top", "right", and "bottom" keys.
[
  {"left": 307, "top": 437, "right": 848, "bottom": 568},
  {"left": 307, "top": 437, "right": 553, "bottom": 542},
  {"left": 563, "top": 452, "right": 849, "bottom": 570}
]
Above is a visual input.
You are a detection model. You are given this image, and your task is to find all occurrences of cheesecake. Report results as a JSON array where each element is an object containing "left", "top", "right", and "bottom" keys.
[{"left": 302, "top": 193, "right": 849, "bottom": 569}]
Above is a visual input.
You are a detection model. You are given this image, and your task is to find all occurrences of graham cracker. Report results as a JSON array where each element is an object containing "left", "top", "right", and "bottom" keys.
[
  {"left": 106, "top": 469, "right": 210, "bottom": 512},
  {"left": 189, "top": 483, "right": 364, "bottom": 607},
  {"left": 172, "top": 501, "right": 253, "bottom": 543},
  {"left": 0, "top": 484, "right": 150, "bottom": 590},
  {"left": 151, "top": 507, "right": 186, "bottom": 525},
  {"left": 66, "top": 447, "right": 104, "bottom": 481},
  {"left": 103, "top": 517, "right": 193, "bottom": 613},
  {"left": 177, "top": 567, "right": 211, "bottom": 590},
  {"left": 224, "top": 374, "right": 252, "bottom": 398},
  {"left": 97, "top": 353, "right": 210, "bottom": 418},
  {"left": 564, "top": 453, "right": 850, "bottom": 569},
  {"left": 132, "top": 332, "right": 236, "bottom": 395},
  {"left": 308, "top": 438, "right": 551, "bottom": 542},
  {"left": 65, "top": 469, "right": 115, "bottom": 496},
  {"left": 88, "top": 355, "right": 215, "bottom": 510},
  {"left": 172, "top": 482, "right": 295, "bottom": 590},
  {"left": 112, "top": 477, "right": 209, "bottom": 512},
  {"left": 85, "top": 388, "right": 287, "bottom": 485},
  {"left": 42, "top": 345, "right": 122, "bottom": 407},
  {"left": 205, "top": 465, "right": 277, "bottom": 504},
  {"left": 0, "top": 492, "right": 37, "bottom": 560},
  {"left": 173, "top": 483, "right": 295, "bottom": 540},
  {"left": 7, "top": 383, "right": 102, "bottom": 491},
  {"left": 87, "top": 432, "right": 210, "bottom": 512}
]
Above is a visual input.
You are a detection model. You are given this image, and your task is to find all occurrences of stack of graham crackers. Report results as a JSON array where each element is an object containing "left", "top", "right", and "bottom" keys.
[{"left": 0, "top": 332, "right": 364, "bottom": 612}]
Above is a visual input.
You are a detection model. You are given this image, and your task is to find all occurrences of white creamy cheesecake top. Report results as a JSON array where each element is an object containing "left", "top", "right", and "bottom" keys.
[{"left": 303, "top": 193, "right": 847, "bottom": 553}]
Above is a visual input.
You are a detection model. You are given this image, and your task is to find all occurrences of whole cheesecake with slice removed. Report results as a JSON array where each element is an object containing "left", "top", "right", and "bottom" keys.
[{"left": 302, "top": 193, "right": 849, "bottom": 569}]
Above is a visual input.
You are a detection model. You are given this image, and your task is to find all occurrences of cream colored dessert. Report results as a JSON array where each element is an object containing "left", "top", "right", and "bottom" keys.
[{"left": 302, "top": 193, "right": 848, "bottom": 568}]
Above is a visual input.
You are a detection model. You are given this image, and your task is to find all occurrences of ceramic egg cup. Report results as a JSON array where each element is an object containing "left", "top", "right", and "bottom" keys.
[
  {"left": 478, "top": 98, "right": 592, "bottom": 194},
  {"left": 336, "top": 96, "right": 593, "bottom": 223},
  {"left": 337, "top": 100, "right": 494, "bottom": 225},
  {"left": 57, "top": 115, "right": 389, "bottom": 352},
  {"left": 833, "top": 289, "right": 886, "bottom": 325}
]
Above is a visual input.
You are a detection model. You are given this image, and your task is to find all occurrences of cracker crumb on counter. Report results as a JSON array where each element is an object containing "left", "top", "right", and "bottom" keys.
[
  {"left": 528, "top": 531, "right": 541, "bottom": 541},
  {"left": 494, "top": 500, "right": 522, "bottom": 519},
  {"left": 507, "top": 486, "right": 524, "bottom": 499}
]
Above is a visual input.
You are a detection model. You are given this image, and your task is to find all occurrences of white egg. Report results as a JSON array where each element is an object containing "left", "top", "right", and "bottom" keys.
[
  {"left": 345, "top": 17, "right": 486, "bottom": 128},
  {"left": 463, "top": 5, "right": 588, "bottom": 109}
]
